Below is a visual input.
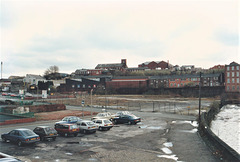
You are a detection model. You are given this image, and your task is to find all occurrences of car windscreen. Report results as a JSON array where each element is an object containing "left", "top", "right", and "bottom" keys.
[
  {"left": 45, "top": 127, "right": 55, "bottom": 132},
  {"left": 21, "top": 130, "right": 36, "bottom": 136},
  {"left": 129, "top": 115, "right": 138, "bottom": 119},
  {"left": 104, "top": 120, "right": 111, "bottom": 124},
  {"left": 62, "top": 117, "right": 70, "bottom": 121},
  {"left": 86, "top": 122, "right": 95, "bottom": 125},
  {"left": 70, "top": 125, "right": 78, "bottom": 129}
]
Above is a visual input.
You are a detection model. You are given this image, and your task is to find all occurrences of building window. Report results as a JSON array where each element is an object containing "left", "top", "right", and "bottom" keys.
[
  {"left": 227, "top": 66, "right": 230, "bottom": 71},
  {"left": 237, "top": 66, "right": 239, "bottom": 70},
  {"left": 232, "top": 78, "right": 235, "bottom": 83},
  {"left": 232, "top": 72, "right": 235, "bottom": 77},
  {"left": 227, "top": 86, "right": 230, "bottom": 90},
  {"left": 227, "top": 72, "right": 230, "bottom": 77},
  {"left": 227, "top": 79, "right": 230, "bottom": 83},
  {"left": 237, "top": 78, "right": 239, "bottom": 83},
  {"left": 237, "top": 86, "right": 239, "bottom": 91},
  {"left": 232, "top": 66, "right": 235, "bottom": 70},
  {"left": 237, "top": 72, "right": 239, "bottom": 77},
  {"left": 171, "top": 83, "right": 173, "bottom": 87},
  {"left": 232, "top": 86, "right": 235, "bottom": 90}
]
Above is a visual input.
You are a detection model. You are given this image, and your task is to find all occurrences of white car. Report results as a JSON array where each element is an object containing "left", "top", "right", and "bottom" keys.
[
  {"left": 79, "top": 120, "right": 98, "bottom": 134},
  {"left": 91, "top": 112, "right": 114, "bottom": 121},
  {"left": 92, "top": 119, "right": 113, "bottom": 131}
]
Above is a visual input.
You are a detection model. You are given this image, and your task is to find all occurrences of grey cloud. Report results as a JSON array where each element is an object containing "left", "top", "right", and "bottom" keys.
[{"left": 215, "top": 30, "right": 239, "bottom": 46}]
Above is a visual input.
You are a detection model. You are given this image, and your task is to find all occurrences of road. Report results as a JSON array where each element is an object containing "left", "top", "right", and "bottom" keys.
[{"left": 0, "top": 105, "right": 218, "bottom": 162}]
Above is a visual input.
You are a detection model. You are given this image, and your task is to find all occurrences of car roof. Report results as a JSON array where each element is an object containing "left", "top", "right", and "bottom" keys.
[
  {"left": 14, "top": 128, "right": 31, "bottom": 131},
  {"left": 56, "top": 123, "right": 76, "bottom": 125},
  {"left": 81, "top": 120, "right": 93, "bottom": 122},
  {"left": 93, "top": 119, "right": 110, "bottom": 121},
  {"left": 35, "top": 126, "right": 51, "bottom": 128}
]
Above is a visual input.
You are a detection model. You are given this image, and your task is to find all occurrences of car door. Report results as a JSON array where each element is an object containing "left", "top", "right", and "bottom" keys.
[
  {"left": 80, "top": 122, "right": 87, "bottom": 130},
  {"left": 121, "top": 115, "right": 129, "bottom": 123},
  {"left": 7, "top": 130, "right": 16, "bottom": 141},
  {"left": 10, "top": 130, "right": 21, "bottom": 142}
]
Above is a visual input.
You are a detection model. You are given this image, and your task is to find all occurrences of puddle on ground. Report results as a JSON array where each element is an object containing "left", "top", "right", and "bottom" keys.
[
  {"left": 157, "top": 154, "right": 179, "bottom": 161},
  {"left": 163, "top": 142, "right": 173, "bottom": 147},
  {"left": 139, "top": 125, "right": 163, "bottom": 130},
  {"left": 178, "top": 128, "right": 198, "bottom": 133},
  {"left": 81, "top": 138, "right": 115, "bottom": 143},
  {"left": 161, "top": 147, "right": 172, "bottom": 154},
  {"left": 172, "top": 120, "right": 198, "bottom": 127}
]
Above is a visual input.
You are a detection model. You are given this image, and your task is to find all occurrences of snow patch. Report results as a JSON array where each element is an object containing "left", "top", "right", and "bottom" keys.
[{"left": 211, "top": 104, "right": 240, "bottom": 154}]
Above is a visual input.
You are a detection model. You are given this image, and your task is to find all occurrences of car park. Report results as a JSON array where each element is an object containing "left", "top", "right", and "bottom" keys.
[
  {"left": 1, "top": 128, "right": 40, "bottom": 146},
  {"left": 91, "top": 112, "right": 114, "bottom": 121},
  {"left": 55, "top": 116, "right": 82, "bottom": 125},
  {"left": 79, "top": 120, "right": 98, "bottom": 134},
  {"left": 54, "top": 123, "right": 79, "bottom": 137},
  {"left": 92, "top": 119, "right": 113, "bottom": 131},
  {"left": 33, "top": 126, "right": 58, "bottom": 141},
  {"left": 113, "top": 114, "right": 141, "bottom": 125}
]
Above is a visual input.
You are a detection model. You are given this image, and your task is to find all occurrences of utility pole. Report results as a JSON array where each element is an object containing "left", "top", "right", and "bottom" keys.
[
  {"left": 1, "top": 62, "right": 2, "bottom": 79},
  {"left": 198, "top": 72, "right": 202, "bottom": 123},
  {"left": 90, "top": 89, "right": 93, "bottom": 117}
]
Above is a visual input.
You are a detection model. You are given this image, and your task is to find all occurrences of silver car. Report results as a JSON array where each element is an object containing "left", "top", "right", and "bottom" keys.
[{"left": 79, "top": 120, "right": 98, "bottom": 134}]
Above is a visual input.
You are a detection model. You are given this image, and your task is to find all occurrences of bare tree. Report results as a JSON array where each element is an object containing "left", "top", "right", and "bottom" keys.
[{"left": 44, "top": 65, "right": 60, "bottom": 79}]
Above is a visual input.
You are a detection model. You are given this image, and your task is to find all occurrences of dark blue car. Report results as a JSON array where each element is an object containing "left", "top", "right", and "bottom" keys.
[
  {"left": 55, "top": 116, "right": 82, "bottom": 125},
  {"left": 1, "top": 128, "right": 40, "bottom": 146},
  {"left": 113, "top": 114, "right": 141, "bottom": 125}
]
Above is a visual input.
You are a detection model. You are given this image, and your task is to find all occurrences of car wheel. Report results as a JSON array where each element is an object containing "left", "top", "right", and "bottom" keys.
[
  {"left": 17, "top": 140, "right": 22, "bottom": 147},
  {"left": 52, "top": 137, "right": 56, "bottom": 141},
  {"left": 128, "top": 121, "right": 132, "bottom": 125},
  {"left": 99, "top": 127, "right": 103, "bottom": 131},
  {"left": 64, "top": 133, "right": 68, "bottom": 137},
  {"left": 74, "top": 133, "right": 78, "bottom": 137},
  {"left": 114, "top": 120, "right": 117, "bottom": 124},
  {"left": 83, "top": 130, "right": 87, "bottom": 134}
]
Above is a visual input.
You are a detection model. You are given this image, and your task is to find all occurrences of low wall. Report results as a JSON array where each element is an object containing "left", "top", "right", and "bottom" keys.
[
  {"left": 0, "top": 113, "right": 36, "bottom": 126},
  {"left": 199, "top": 111, "right": 240, "bottom": 161},
  {"left": 1, "top": 104, "right": 66, "bottom": 113}
]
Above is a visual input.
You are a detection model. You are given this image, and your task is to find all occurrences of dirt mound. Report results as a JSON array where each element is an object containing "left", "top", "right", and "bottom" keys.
[{"left": 35, "top": 110, "right": 98, "bottom": 121}]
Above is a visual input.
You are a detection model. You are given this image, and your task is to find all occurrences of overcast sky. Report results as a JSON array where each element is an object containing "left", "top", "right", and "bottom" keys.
[{"left": 1, "top": 0, "right": 239, "bottom": 78}]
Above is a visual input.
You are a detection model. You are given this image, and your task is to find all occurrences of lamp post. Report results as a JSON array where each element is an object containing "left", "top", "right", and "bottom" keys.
[
  {"left": 198, "top": 72, "right": 202, "bottom": 123},
  {"left": 91, "top": 89, "right": 93, "bottom": 117}
]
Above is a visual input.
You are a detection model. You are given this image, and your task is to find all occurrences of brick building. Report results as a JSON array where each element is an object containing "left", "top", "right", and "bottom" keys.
[
  {"left": 225, "top": 62, "right": 240, "bottom": 92},
  {"left": 138, "top": 60, "right": 171, "bottom": 70}
]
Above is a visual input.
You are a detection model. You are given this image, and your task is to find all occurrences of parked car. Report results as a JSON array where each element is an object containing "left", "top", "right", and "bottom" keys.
[
  {"left": 54, "top": 123, "right": 79, "bottom": 137},
  {"left": 33, "top": 126, "right": 58, "bottom": 141},
  {"left": 113, "top": 111, "right": 132, "bottom": 117},
  {"left": 0, "top": 152, "right": 21, "bottom": 162},
  {"left": 91, "top": 112, "right": 114, "bottom": 121},
  {"left": 55, "top": 116, "right": 82, "bottom": 125},
  {"left": 92, "top": 119, "right": 113, "bottom": 131},
  {"left": 113, "top": 114, "right": 141, "bottom": 125},
  {"left": 79, "top": 120, "right": 98, "bottom": 134},
  {"left": 1, "top": 128, "right": 40, "bottom": 146}
]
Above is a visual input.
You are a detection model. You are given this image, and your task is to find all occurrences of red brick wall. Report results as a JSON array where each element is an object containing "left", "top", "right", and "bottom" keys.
[{"left": 0, "top": 118, "right": 36, "bottom": 126}]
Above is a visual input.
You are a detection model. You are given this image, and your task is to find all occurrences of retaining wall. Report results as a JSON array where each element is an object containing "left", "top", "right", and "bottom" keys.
[
  {"left": 199, "top": 110, "right": 240, "bottom": 161},
  {"left": 0, "top": 113, "right": 36, "bottom": 126}
]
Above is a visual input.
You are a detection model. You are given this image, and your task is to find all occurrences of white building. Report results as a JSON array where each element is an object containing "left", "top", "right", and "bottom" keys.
[{"left": 23, "top": 74, "right": 45, "bottom": 85}]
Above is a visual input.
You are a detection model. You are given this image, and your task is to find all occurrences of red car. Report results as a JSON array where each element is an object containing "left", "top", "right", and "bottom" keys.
[{"left": 54, "top": 123, "right": 79, "bottom": 137}]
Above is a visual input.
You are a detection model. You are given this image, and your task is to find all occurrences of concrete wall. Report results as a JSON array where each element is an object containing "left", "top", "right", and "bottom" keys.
[{"left": 199, "top": 110, "right": 240, "bottom": 161}]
